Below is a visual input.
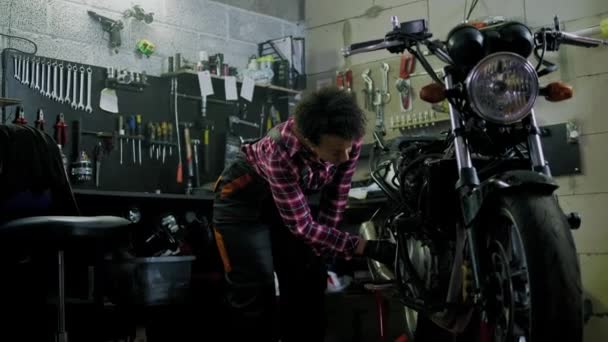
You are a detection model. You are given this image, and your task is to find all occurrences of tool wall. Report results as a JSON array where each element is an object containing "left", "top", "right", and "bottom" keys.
[{"left": 1, "top": 50, "right": 291, "bottom": 195}]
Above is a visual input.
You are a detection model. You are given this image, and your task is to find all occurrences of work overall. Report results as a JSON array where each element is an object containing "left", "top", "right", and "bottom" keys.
[{"left": 212, "top": 130, "right": 328, "bottom": 342}]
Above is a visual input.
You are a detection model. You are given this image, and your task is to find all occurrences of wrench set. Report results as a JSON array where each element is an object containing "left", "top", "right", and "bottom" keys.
[{"left": 12, "top": 54, "right": 94, "bottom": 113}]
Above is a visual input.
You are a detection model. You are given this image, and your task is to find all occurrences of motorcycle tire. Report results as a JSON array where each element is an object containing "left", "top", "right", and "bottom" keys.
[
  {"left": 472, "top": 191, "right": 583, "bottom": 342},
  {"left": 412, "top": 192, "right": 582, "bottom": 342}
]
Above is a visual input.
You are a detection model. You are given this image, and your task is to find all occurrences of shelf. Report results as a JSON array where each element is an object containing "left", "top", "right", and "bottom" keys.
[
  {"left": 160, "top": 70, "right": 302, "bottom": 95},
  {"left": 73, "top": 189, "right": 214, "bottom": 201},
  {"left": 0, "top": 96, "right": 21, "bottom": 107}
]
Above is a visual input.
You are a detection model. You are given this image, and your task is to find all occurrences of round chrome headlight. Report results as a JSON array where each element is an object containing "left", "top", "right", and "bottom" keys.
[{"left": 466, "top": 52, "right": 538, "bottom": 124}]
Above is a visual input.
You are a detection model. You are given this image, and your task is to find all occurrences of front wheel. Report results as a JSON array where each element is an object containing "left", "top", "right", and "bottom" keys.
[{"left": 473, "top": 191, "right": 583, "bottom": 342}]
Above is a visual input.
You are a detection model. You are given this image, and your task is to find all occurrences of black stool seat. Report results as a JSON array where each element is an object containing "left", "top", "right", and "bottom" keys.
[{"left": 0, "top": 215, "right": 131, "bottom": 240}]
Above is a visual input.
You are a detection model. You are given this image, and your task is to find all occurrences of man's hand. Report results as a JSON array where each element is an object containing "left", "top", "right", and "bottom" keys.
[{"left": 359, "top": 239, "right": 396, "bottom": 266}]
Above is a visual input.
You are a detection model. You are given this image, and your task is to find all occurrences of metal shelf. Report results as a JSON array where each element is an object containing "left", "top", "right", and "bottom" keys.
[{"left": 160, "top": 70, "right": 302, "bottom": 95}]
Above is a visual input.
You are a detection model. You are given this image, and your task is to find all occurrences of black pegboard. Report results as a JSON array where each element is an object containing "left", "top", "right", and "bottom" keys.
[
  {"left": 1, "top": 50, "right": 292, "bottom": 195},
  {"left": 539, "top": 123, "right": 582, "bottom": 176}
]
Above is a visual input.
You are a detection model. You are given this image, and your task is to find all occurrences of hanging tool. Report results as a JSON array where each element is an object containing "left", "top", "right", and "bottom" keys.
[
  {"left": 161, "top": 121, "right": 168, "bottom": 163},
  {"left": 54, "top": 113, "right": 68, "bottom": 150},
  {"left": 192, "top": 139, "right": 201, "bottom": 188},
  {"left": 199, "top": 93, "right": 214, "bottom": 179},
  {"left": 127, "top": 115, "right": 136, "bottom": 164},
  {"left": 168, "top": 122, "right": 174, "bottom": 156},
  {"left": 136, "top": 114, "right": 143, "bottom": 165},
  {"left": 35, "top": 108, "right": 45, "bottom": 131},
  {"left": 94, "top": 141, "right": 103, "bottom": 187},
  {"left": 118, "top": 115, "right": 125, "bottom": 165},
  {"left": 12, "top": 106, "right": 27, "bottom": 125},
  {"left": 156, "top": 123, "right": 163, "bottom": 162},
  {"left": 373, "top": 63, "right": 391, "bottom": 134},
  {"left": 173, "top": 78, "right": 183, "bottom": 183},
  {"left": 395, "top": 53, "right": 416, "bottom": 112},
  {"left": 362, "top": 69, "right": 374, "bottom": 111},
  {"left": 148, "top": 122, "right": 156, "bottom": 159},
  {"left": 183, "top": 123, "right": 193, "bottom": 180}
]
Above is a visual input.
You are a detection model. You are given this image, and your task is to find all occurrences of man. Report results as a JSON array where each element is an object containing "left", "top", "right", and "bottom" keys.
[{"left": 212, "top": 86, "right": 395, "bottom": 341}]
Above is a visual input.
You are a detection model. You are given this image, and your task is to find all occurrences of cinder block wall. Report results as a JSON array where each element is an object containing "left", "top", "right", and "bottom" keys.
[
  {"left": 305, "top": 1, "right": 608, "bottom": 341},
  {"left": 0, "top": 0, "right": 305, "bottom": 77}
]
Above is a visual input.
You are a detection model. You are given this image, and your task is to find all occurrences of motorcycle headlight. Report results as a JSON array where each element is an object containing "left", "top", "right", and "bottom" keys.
[{"left": 466, "top": 52, "right": 538, "bottom": 124}]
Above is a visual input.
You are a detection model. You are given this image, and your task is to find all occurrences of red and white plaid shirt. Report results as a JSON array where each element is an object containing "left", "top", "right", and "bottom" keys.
[{"left": 242, "top": 116, "right": 362, "bottom": 259}]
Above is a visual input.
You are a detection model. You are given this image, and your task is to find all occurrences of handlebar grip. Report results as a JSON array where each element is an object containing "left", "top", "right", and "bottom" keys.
[
  {"left": 342, "top": 39, "right": 401, "bottom": 57},
  {"left": 559, "top": 32, "right": 607, "bottom": 48}
]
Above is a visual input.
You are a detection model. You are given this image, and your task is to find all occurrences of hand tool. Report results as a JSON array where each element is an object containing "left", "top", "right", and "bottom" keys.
[
  {"left": 71, "top": 66, "right": 79, "bottom": 109},
  {"left": 362, "top": 69, "right": 374, "bottom": 111},
  {"left": 29, "top": 58, "right": 35, "bottom": 89},
  {"left": 148, "top": 122, "right": 156, "bottom": 159},
  {"left": 51, "top": 62, "right": 58, "bottom": 100},
  {"left": 192, "top": 139, "right": 201, "bottom": 188},
  {"left": 78, "top": 67, "right": 86, "bottom": 110},
  {"left": 45, "top": 60, "right": 52, "bottom": 97},
  {"left": 127, "top": 115, "right": 136, "bottom": 164},
  {"left": 21, "top": 56, "right": 26, "bottom": 84},
  {"left": 24, "top": 57, "right": 30, "bottom": 87},
  {"left": 12, "top": 106, "right": 27, "bottom": 125},
  {"left": 395, "top": 53, "right": 416, "bottom": 111},
  {"left": 183, "top": 123, "right": 193, "bottom": 178},
  {"left": 118, "top": 115, "right": 124, "bottom": 165},
  {"left": 156, "top": 123, "right": 162, "bottom": 161},
  {"left": 40, "top": 59, "right": 46, "bottom": 95},
  {"left": 168, "top": 122, "right": 174, "bottom": 156},
  {"left": 94, "top": 141, "right": 102, "bottom": 187},
  {"left": 34, "top": 58, "right": 40, "bottom": 90},
  {"left": 58, "top": 63, "right": 65, "bottom": 102},
  {"left": 65, "top": 65, "right": 72, "bottom": 104},
  {"left": 173, "top": 78, "right": 183, "bottom": 183},
  {"left": 161, "top": 121, "right": 168, "bottom": 163},
  {"left": 35, "top": 108, "right": 45, "bottom": 132},
  {"left": 54, "top": 113, "right": 68, "bottom": 150},
  {"left": 85, "top": 67, "right": 93, "bottom": 113},
  {"left": 381, "top": 62, "right": 391, "bottom": 104},
  {"left": 13, "top": 55, "right": 18, "bottom": 80},
  {"left": 136, "top": 114, "right": 143, "bottom": 165}
]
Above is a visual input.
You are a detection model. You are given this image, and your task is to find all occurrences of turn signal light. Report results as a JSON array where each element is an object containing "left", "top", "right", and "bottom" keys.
[
  {"left": 540, "top": 81, "right": 573, "bottom": 102},
  {"left": 420, "top": 83, "right": 446, "bottom": 103}
]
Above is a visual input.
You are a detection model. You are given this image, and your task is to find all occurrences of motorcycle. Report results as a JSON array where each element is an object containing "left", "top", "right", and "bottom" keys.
[{"left": 344, "top": 15, "right": 607, "bottom": 342}]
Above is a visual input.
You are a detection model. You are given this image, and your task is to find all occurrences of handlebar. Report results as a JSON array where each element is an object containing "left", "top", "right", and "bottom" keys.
[
  {"left": 341, "top": 39, "right": 404, "bottom": 57},
  {"left": 558, "top": 31, "right": 608, "bottom": 47}
]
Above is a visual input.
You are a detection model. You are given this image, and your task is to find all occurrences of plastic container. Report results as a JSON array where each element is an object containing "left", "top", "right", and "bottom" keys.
[{"left": 104, "top": 255, "right": 196, "bottom": 306}]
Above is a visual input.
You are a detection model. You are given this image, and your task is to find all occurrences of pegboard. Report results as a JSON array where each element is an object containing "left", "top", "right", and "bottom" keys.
[{"left": 1, "top": 50, "right": 294, "bottom": 195}]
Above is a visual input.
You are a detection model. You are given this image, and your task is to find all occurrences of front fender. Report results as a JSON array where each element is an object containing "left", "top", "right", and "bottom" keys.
[{"left": 461, "top": 170, "right": 558, "bottom": 226}]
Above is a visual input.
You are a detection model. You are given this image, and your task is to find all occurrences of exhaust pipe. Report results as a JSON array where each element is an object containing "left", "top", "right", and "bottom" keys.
[{"left": 359, "top": 221, "right": 394, "bottom": 281}]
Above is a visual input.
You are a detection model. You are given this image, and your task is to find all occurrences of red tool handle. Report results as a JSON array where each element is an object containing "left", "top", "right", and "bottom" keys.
[
  {"left": 400, "top": 54, "right": 416, "bottom": 79},
  {"left": 54, "top": 114, "right": 67, "bottom": 147}
]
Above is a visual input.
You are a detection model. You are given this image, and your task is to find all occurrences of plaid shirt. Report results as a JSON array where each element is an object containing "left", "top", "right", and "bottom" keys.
[{"left": 242, "top": 116, "right": 362, "bottom": 259}]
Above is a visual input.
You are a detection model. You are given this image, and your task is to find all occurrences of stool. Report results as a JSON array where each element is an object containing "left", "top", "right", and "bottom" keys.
[{"left": 0, "top": 215, "right": 132, "bottom": 342}]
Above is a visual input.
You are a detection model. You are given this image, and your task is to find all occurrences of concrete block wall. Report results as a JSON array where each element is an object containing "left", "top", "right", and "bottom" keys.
[
  {"left": 0, "top": 0, "right": 305, "bottom": 78},
  {"left": 305, "top": 1, "right": 608, "bottom": 341}
]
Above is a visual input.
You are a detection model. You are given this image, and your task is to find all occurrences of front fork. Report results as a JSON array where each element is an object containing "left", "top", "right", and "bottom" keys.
[{"left": 444, "top": 70, "right": 551, "bottom": 305}]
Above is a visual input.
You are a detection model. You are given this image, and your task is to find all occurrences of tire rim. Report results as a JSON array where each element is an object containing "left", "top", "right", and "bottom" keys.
[{"left": 481, "top": 208, "right": 532, "bottom": 342}]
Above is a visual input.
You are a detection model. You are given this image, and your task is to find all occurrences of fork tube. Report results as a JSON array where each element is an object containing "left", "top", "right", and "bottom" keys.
[{"left": 525, "top": 110, "right": 552, "bottom": 176}]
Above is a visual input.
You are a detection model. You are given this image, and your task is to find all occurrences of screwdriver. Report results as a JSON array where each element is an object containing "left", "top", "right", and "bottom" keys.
[
  {"left": 156, "top": 123, "right": 163, "bottom": 162},
  {"left": 136, "top": 114, "right": 142, "bottom": 165},
  {"left": 168, "top": 122, "right": 174, "bottom": 156},
  {"left": 161, "top": 121, "right": 168, "bottom": 163},
  {"left": 118, "top": 115, "right": 124, "bottom": 165},
  {"left": 54, "top": 113, "right": 68, "bottom": 149},
  {"left": 148, "top": 122, "right": 156, "bottom": 159},
  {"left": 35, "top": 108, "right": 45, "bottom": 132},
  {"left": 128, "top": 115, "right": 136, "bottom": 164}
]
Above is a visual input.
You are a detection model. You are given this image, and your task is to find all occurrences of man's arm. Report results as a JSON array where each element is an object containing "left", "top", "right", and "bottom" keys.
[
  {"left": 263, "top": 148, "right": 361, "bottom": 259},
  {"left": 316, "top": 139, "right": 362, "bottom": 229}
]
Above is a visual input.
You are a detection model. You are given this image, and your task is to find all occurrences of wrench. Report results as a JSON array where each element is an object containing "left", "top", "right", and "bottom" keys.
[
  {"left": 71, "top": 66, "right": 78, "bottom": 109},
  {"left": 58, "top": 63, "right": 65, "bottom": 103},
  {"left": 361, "top": 69, "right": 374, "bottom": 111},
  {"left": 34, "top": 58, "right": 40, "bottom": 90},
  {"left": 40, "top": 60, "right": 46, "bottom": 95},
  {"left": 16, "top": 56, "right": 22, "bottom": 82},
  {"left": 381, "top": 62, "right": 391, "bottom": 104},
  {"left": 51, "top": 62, "right": 58, "bottom": 101},
  {"left": 45, "top": 61, "right": 52, "bottom": 97},
  {"left": 85, "top": 67, "right": 93, "bottom": 113},
  {"left": 24, "top": 57, "right": 30, "bottom": 86},
  {"left": 78, "top": 66, "right": 86, "bottom": 110},
  {"left": 65, "top": 65, "right": 72, "bottom": 104},
  {"left": 29, "top": 58, "right": 35, "bottom": 88},
  {"left": 13, "top": 55, "right": 18, "bottom": 80}
]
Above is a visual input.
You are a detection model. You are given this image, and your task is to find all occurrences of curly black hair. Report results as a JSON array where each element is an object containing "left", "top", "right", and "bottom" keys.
[{"left": 294, "top": 86, "right": 366, "bottom": 146}]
